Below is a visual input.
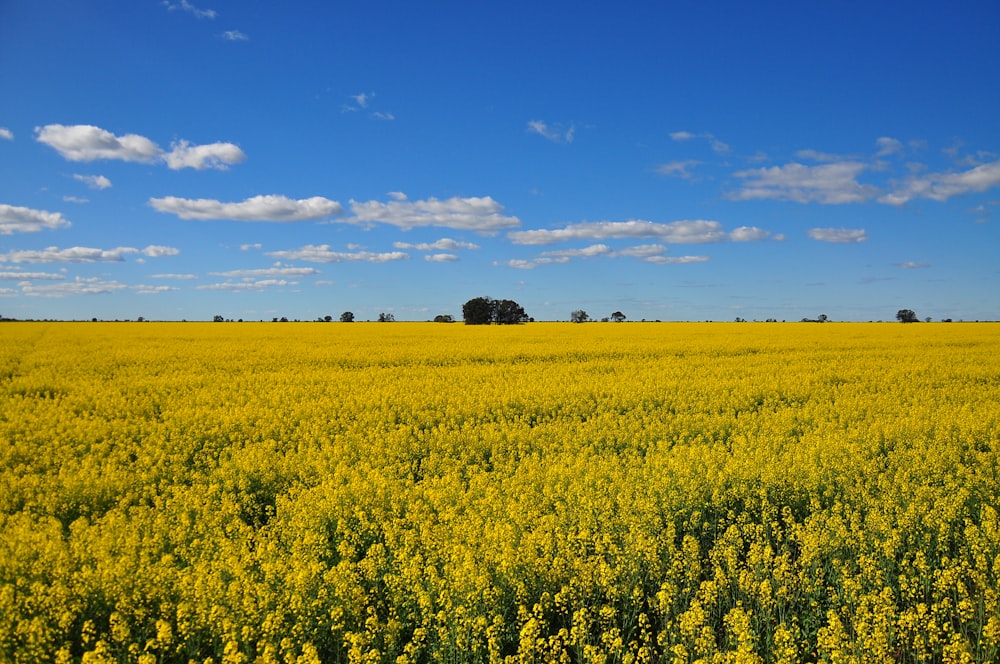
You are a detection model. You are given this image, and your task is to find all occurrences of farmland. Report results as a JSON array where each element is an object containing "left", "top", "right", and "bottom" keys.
[{"left": 1, "top": 322, "right": 998, "bottom": 663}]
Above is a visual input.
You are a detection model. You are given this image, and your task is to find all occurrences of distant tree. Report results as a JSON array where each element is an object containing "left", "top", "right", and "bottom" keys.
[
  {"left": 570, "top": 310, "right": 589, "bottom": 323},
  {"left": 818, "top": 314, "right": 828, "bottom": 323},
  {"left": 213, "top": 315, "right": 224, "bottom": 322},
  {"left": 340, "top": 311, "right": 355, "bottom": 322},
  {"left": 463, "top": 296, "right": 528, "bottom": 325},
  {"left": 495, "top": 299, "right": 528, "bottom": 325},
  {"left": 280, "top": 316, "right": 289, "bottom": 323},
  {"left": 610, "top": 311, "right": 627, "bottom": 323},
  {"left": 323, "top": 315, "right": 333, "bottom": 322},
  {"left": 925, "top": 316, "right": 932, "bottom": 323},
  {"left": 896, "top": 309, "right": 918, "bottom": 323},
  {"left": 463, "top": 296, "right": 496, "bottom": 325},
  {"left": 137, "top": 316, "right": 146, "bottom": 322},
  {"left": 433, "top": 314, "right": 455, "bottom": 323},
  {"left": 378, "top": 312, "right": 395, "bottom": 322}
]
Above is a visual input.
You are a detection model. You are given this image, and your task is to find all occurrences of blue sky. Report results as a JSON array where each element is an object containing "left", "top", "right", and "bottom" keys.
[{"left": 1, "top": 1, "right": 998, "bottom": 321}]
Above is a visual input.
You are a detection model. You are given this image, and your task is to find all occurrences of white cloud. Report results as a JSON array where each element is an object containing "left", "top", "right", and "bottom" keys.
[
  {"left": 0, "top": 128, "right": 12, "bottom": 140},
  {"left": 240, "top": 243, "right": 262, "bottom": 251},
  {"left": 265, "top": 244, "right": 409, "bottom": 263},
  {"left": 351, "top": 92, "right": 372, "bottom": 109},
  {"left": 36, "top": 124, "right": 243, "bottom": 171},
  {"left": 807, "top": 227, "right": 868, "bottom": 243},
  {"left": 163, "top": 140, "right": 246, "bottom": 170},
  {"left": 730, "top": 161, "right": 878, "bottom": 204},
  {"left": 142, "top": 245, "right": 180, "bottom": 257},
  {"left": 22, "top": 276, "right": 128, "bottom": 297},
  {"left": 425, "top": 253, "right": 459, "bottom": 262},
  {"left": 875, "top": 137, "right": 904, "bottom": 157},
  {"left": 644, "top": 255, "right": 711, "bottom": 264},
  {"left": 0, "top": 204, "right": 72, "bottom": 234},
  {"left": 135, "top": 284, "right": 180, "bottom": 294},
  {"left": 656, "top": 160, "right": 701, "bottom": 179},
  {"left": 163, "top": 0, "right": 216, "bottom": 19},
  {"left": 0, "top": 271, "right": 65, "bottom": 280},
  {"left": 393, "top": 238, "right": 480, "bottom": 251},
  {"left": 613, "top": 244, "right": 668, "bottom": 258},
  {"left": 371, "top": 112, "right": 395, "bottom": 121},
  {"left": 670, "top": 131, "right": 728, "bottom": 153},
  {"left": 35, "top": 124, "right": 161, "bottom": 163},
  {"left": 150, "top": 194, "right": 343, "bottom": 221},
  {"left": 528, "top": 120, "right": 575, "bottom": 144},
  {"left": 349, "top": 194, "right": 520, "bottom": 231},
  {"left": 196, "top": 279, "right": 297, "bottom": 292},
  {"left": 729, "top": 226, "right": 771, "bottom": 242},
  {"left": 151, "top": 273, "right": 198, "bottom": 280},
  {"left": 879, "top": 160, "right": 1000, "bottom": 205},
  {"left": 541, "top": 244, "right": 612, "bottom": 258},
  {"left": 508, "top": 219, "right": 728, "bottom": 245},
  {"left": 63, "top": 196, "right": 89, "bottom": 204},
  {"left": 222, "top": 30, "right": 248, "bottom": 41},
  {"left": 73, "top": 174, "right": 112, "bottom": 190},
  {"left": 0, "top": 246, "right": 140, "bottom": 263},
  {"left": 897, "top": 261, "right": 930, "bottom": 269},
  {"left": 794, "top": 149, "right": 849, "bottom": 163},
  {"left": 210, "top": 265, "right": 321, "bottom": 277}
]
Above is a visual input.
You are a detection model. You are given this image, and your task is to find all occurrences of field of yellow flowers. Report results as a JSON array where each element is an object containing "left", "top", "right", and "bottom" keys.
[{"left": 1, "top": 321, "right": 998, "bottom": 663}]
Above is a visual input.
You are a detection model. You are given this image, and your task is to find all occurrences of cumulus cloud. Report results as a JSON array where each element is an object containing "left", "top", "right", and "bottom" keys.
[
  {"left": 196, "top": 280, "right": 297, "bottom": 292},
  {"left": 35, "top": 124, "right": 161, "bottom": 163},
  {"left": 221, "top": 30, "right": 248, "bottom": 41},
  {"left": 508, "top": 220, "right": 731, "bottom": 245},
  {"left": 0, "top": 270, "right": 65, "bottom": 280},
  {"left": 0, "top": 244, "right": 175, "bottom": 263},
  {"left": 135, "top": 284, "right": 180, "bottom": 294},
  {"left": 210, "top": 265, "right": 321, "bottom": 278},
  {"left": 896, "top": 261, "right": 930, "bottom": 269},
  {"left": 879, "top": 160, "right": 1000, "bottom": 205},
  {"left": 349, "top": 194, "right": 520, "bottom": 231},
  {"left": 528, "top": 120, "right": 575, "bottom": 144},
  {"left": 541, "top": 244, "right": 612, "bottom": 258},
  {"left": 163, "top": 140, "right": 246, "bottom": 170},
  {"left": 265, "top": 244, "right": 409, "bottom": 263},
  {"left": 730, "top": 161, "right": 878, "bottom": 204},
  {"left": 72, "top": 174, "right": 112, "bottom": 190},
  {"left": 425, "top": 253, "right": 459, "bottom": 262},
  {"left": 644, "top": 255, "right": 711, "bottom": 264},
  {"left": 142, "top": 245, "right": 181, "bottom": 257},
  {"left": 0, "top": 204, "right": 72, "bottom": 234},
  {"left": 21, "top": 276, "right": 128, "bottom": 297},
  {"left": 35, "top": 124, "right": 244, "bottom": 170},
  {"left": 151, "top": 273, "right": 198, "bottom": 280},
  {"left": 0, "top": 128, "right": 12, "bottom": 140},
  {"left": 807, "top": 227, "right": 868, "bottom": 243},
  {"left": 150, "top": 194, "right": 343, "bottom": 221},
  {"left": 729, "top": 226, "right": 771, "bottom": 242},
  {"left": 393, "top": 238, "right": 480, "bottom": 251}
]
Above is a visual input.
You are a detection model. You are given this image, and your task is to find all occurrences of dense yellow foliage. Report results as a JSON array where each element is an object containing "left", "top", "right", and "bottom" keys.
[{"left": 1, "top": 321, "right": 998, "bottom": 663}]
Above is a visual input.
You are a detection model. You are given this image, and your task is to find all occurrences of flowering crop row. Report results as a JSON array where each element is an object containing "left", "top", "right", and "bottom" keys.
[{"left": 1, "top": 322, "right": 998, "bottom": 663}]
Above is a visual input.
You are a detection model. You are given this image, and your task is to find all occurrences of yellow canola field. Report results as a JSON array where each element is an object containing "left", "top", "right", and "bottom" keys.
[{"left": 1, "top": 322, "right": 999, "bottom": 664}]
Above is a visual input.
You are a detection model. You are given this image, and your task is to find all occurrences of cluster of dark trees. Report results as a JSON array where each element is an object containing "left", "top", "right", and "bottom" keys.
[
  {"left": 202, "top": 306, "right": 947, "bottom": 324},
  {"left": 461, "top": 297, "right": 531, "bottom": 325},
  {"left": 570, "top": 310, "right": 627, "bottom": 323}
]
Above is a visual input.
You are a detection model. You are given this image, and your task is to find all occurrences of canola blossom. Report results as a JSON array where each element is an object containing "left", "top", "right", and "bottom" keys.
[{"left": 1, "top": 321, "right": 998, "bottom": 663}]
